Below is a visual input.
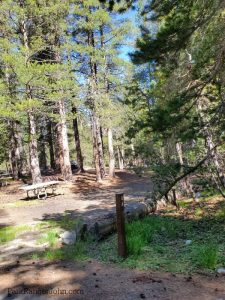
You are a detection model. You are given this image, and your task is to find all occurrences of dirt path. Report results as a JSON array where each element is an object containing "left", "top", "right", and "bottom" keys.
[
  {"left": 1, "top": 259, "right": 225, "bottom": 300},
  {"left": 0, "top": 170, "right": 152, "bottom": 227}
]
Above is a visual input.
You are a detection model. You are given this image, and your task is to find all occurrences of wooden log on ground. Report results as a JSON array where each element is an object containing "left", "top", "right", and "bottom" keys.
[{"left": 87, "top": 201, "right": 150, "bottom": 240}]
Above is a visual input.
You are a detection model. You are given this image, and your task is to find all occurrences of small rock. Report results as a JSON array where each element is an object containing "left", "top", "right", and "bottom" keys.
[
  {"left": 185, "top": 240, "right": 192, "bottom": 245},
  {"left": 140, "top": 294, "right": 146, "bottom": 299},
  {"left": 60, "top": 231, "right": 76, "bottom": 245},
  {"left": 217, "top": 268, "right": 225, "bottom": 275}
]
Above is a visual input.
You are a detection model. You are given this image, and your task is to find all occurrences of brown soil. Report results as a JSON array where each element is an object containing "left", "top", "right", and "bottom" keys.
[{"left": 1, "top": 259, "right": 225, "bottom": 299}]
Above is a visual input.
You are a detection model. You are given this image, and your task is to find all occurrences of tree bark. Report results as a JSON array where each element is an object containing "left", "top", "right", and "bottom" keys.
[
  {"left": 117, "top": 146, "right": 124, "bottom": 170},
  {"left": 56, "top": 100, "right": 72, "bottom": 181},
  {"left": 88, "top": 28, "right": 105, "bottom": 181},
  {"left": 108, "top": 128, "right": 115, "bottom": 177},
  {"left": 28, "top": 111, "right": 42, "bottom": 183},
  {"left": 47, "top": 119, "right": 56, "bottom": 170},
  {"left": 9, "top": 121, "right": 19, "bottom": 180},
  {"left": 175, "top": 141, "right": 195, "bottom": 198},
  {"left": 38, "top": 118, "right": 47, "bottom": 170},
  {"left": 92, "top": 113, "right": 102, "bottom": 182},
  {"left": 72, "top": 106, "right": 84, "bottom": 173},
  {"left": 21, "top": 15, "right": 42, "bottom": 184},
  {"left": 9, "top": 121, "right": 26, "bottom": 179}
]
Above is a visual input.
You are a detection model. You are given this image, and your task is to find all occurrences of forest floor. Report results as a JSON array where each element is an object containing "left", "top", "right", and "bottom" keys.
[
  {"left": 1, "top": 170, "right": 225, "bottom": 299},
  {"left": 0, "top": 170, "right": 151, "bottom": 227}
]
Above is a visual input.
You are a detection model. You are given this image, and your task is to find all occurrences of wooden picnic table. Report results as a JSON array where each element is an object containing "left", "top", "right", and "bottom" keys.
[{"left": 19, "top": 181, "right": 60, "bottom": 199}]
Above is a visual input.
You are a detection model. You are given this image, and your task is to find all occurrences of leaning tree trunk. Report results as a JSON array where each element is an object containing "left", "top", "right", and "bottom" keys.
[
  {"left": 56, "top": 99, "right": 72, "bottom": 181},
  {"left": 72, "top": 107, "right": 84, "bottom": 173},
  {"left": 108, "top": 128, "right": 115, "bottom": 178}
]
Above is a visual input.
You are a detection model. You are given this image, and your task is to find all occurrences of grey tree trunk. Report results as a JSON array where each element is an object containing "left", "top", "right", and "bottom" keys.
[
  {"left": 56, "top": 100, "right": 72, "bottom": 181},
  {"left": 117, "top": 146, "right": 124, "bottom": 170},
  {"left": 108, "top": 128, "right": 115, "bottom": 177},
  {"left": 72, "top": 106, "right": 84, "bottom": 173},
  {"left": 92, "top": 113, "right": 102, "bottom": 182},
  {"left": 38, "top": 118, "right": 47, "bottom": 170},
  {"left": 21, "top": 16, "right": 42, "bottom": 184},
  {"left": 176, "top": 142, "right": 196, "bottom": 199},
  {"left": 47, "top": 119, "right": 56, "bottom": 170},
  {"left": 88, "top": 29, "right": 105, "bottom": 181},
  {"left": 9, "top": 122, "right": 19, "bottom": 180},
  {"left": 9, "top": 121, "right": 26, "bottom": 179},
  {"left": 28, "top": 111, "right": 42, "bottom": 183}
]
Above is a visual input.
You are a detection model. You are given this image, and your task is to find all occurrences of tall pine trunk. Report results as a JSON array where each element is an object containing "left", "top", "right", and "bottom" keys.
[
  {"left": 108, "top": 128, "right": 115, "bottom": 177},
  {"left": 92, "top": 112, "right": 102, "bottom": 182},
  {"left": 100, "top": 25, "right": 115, "bottom": 178},
  {"left": 117, "top": 146, "right": 124, "bottom": 170},
  {"left": 9, "top": 121, "right": 26, "bottom": 179},
  {"left": 9, "top": 121, "right": 19, "bottom": 179},
  {"left": 175, "top": 141, "right": 195, "bottom": 199},
  {"left": 88, "top": 29, "right": 105, "bottom": 181},
  {"left": 21, "top": 17, "right": 42, "bottom": 184},
  {"left": 47, "top": 119, "right": 56, "bottom": 170},
  {"left": 28, "top": 111, "right": 42, "bottom": 183},
  {"left": 38, "top": 117, "right": 47, "bottom": 170},
  {"left": 56, "top": 100, "right": 72, "bottom": 181},
  {"left": 72, "top": 107, "right": 84, "bottom": 173}
]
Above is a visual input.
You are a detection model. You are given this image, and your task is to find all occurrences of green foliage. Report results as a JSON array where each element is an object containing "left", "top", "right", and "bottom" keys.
[
  {"left": 38, "top": 229, "right": 59, "bottom": 247},
  {"left": 191, "top": 244, "right": 218, "bottom": 269},
  {"left": 0, "top": 225, "right": 32, "bottom": 244}
]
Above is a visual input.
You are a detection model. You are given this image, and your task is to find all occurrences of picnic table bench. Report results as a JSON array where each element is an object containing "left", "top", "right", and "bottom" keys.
[
  {"left": 0, "top": 175, "right": 13, "bottom": 187},
  {"left": 19, "top": 181, "right": 60, "bottom": 199}
]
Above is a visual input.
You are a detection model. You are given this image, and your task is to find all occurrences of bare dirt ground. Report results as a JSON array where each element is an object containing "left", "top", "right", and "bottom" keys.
[
  {"left": 1, "top": 259, "right": 225, "bottom": 300},
  {"left": 0, "top": 170, "right": 151, "bottom": 227},
  {"left": 1, "top": 170, "right": 225, "bottom": 299}
]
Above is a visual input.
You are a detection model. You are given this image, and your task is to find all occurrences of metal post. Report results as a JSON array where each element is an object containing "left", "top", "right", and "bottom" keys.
[{"left": 116, "top": 193, "right": 127, "bottom": 258}]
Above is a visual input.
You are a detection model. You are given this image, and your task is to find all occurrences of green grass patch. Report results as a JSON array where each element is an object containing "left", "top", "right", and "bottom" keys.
[
  {"left": 191, "top": 244, "right": 218, "bottom": 269},
  {"left": 2, "top": 200, "right": 40, "bottom": 208},
  {"left": 37, "top": 229, "right": 59, "bottom": 247},
  {"left": 0, "top": 224, "right": 32, "bottom": 244},
  {"left": 31, "top": 241, "right": 88, "bottom": 261},
  {"left": 89, "top": 213, "right": 225, "bottom": 273},
  {"left": 36, "top": 215, "right": 83, "bottom": 231}
]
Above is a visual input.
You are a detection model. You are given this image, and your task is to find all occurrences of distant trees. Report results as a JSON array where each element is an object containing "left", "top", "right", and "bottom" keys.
[{"left": 0, "top": 0, "right": 132, "bottom": 183}]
